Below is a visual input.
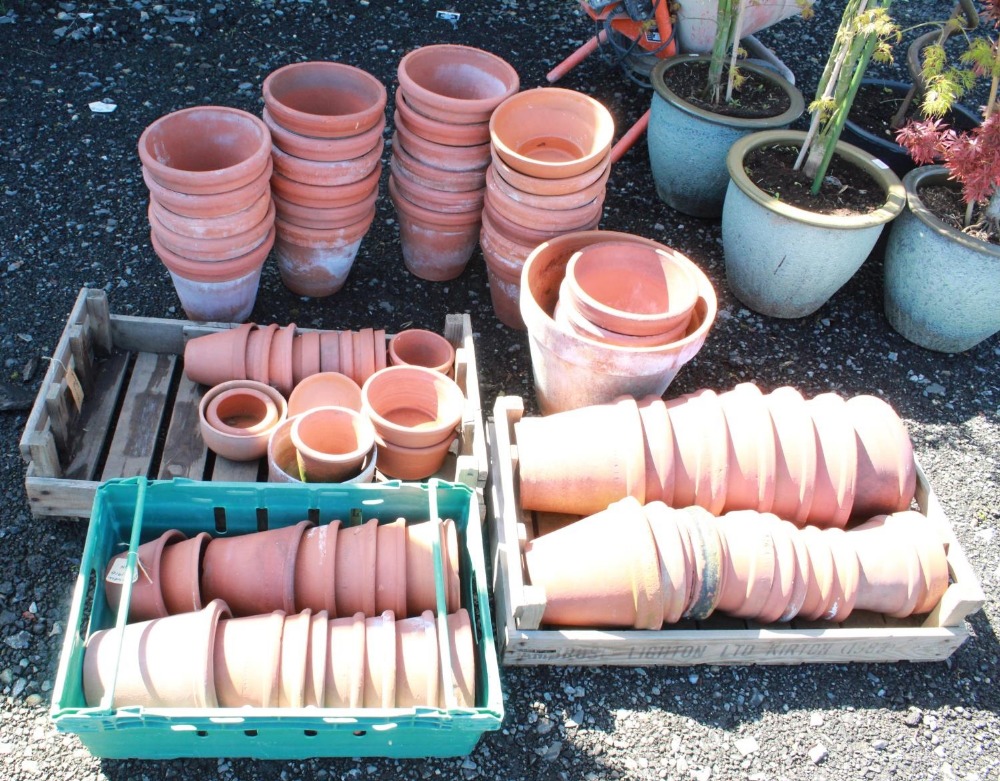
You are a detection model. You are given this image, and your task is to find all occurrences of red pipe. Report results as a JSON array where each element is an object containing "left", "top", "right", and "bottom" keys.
[
  {"left": 610, "top": 109, "right": 651, "bottom": 165},
  {"left": 546, "top": 29, "right": 609, "bottom": 83}
]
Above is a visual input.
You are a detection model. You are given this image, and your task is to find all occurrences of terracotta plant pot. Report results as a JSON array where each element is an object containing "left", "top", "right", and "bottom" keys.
[
  {"left": 394, "top": 610, "right": 439, "bottom": 708},
  {"left": 272, "top": 186, "right": 378, "bottom": 231},
  {"left": 83, "top": 599, "right": 230, "bottom": 708},
  {"left": 267, "top": 412, "right": 378, "bottom": 483},
  {"left": 287, "top": 371, "right": 363, "bottom": 417},
  {"left": 391, "top": 132, "right": 487, "bottom": 193},
  {"left": 373, "top": 430, "right": 457, "bottom": 480},
  {"left": 396, "top": 88, "right": 491, "bottom": 146},
  {"left": 290, "top": 405, "right": 376, "bottom": 483},
  {"left": 278, "top": 609, "right": 313, "bottom": 708},
  {"left": 183, "top": 323, "right": 253, "bottom": 386},
  {"left": 149, "top": 189, "right": 271, "bottom": 240},
  {"left": 270, "top": 163, "right": 381, "bottom": 209},
  {"left": 159, "top": 531, "right": 211, "bottom": 616},
  {"left": 490, "top": 87, "right": 614, "bottom": 179},
  {"left": 520, "top": 230, "right": 717, "bottom": 414},
  {"left": 148, "top": 199, "right": 275, "bottom": 262},
  {"left": 363, "top": 610, "right": 397, "bottom": 708},
  {"left": 294, "top": 521, "right": 341, "bottom": 615},
  {"left": 263, "top": 61, "right": 387, "bottom": 139},
  {"left": 387, "top": 329, "right": 456, "bottom": 376},
  {"left": 213, "top": 609, "right": 285, "bottom": 707},
  {"left": 324, "top": 612, "right": 366, "bottom": 708},
  {"left": 479, "top": 209, "right": 537, "bottom": 329},
  {"left": 271, "top": 138, "right": 384, "bottom": 188},
  {"left": 103, "top": 529, "right": 186, "bottom": 622},
  {"left": 141, "top": 158, "right": 273, "bottom": 220},
  {"left": 198, "top": 379, "right": 288, "bottom": 462},
  {"left": 390, "top": 157, "right": 486, "bottom": 213},
  {"left": 335, "top": 518, "right": 379, "bottom": 618},
  {"left": 490, "top": 144, "right": 611, "bottom": 197},
  {"left": 376, "top": 519, "right": 408, "bottom": 617},
  {"left": 273, "top": 209, "right": 376, "bottom": 298},
  {"left": 139, "top": 106, "right": 272, "bottom": 195},
  {"left": 405, "top": 519, "right": 461, "bottom": 615},
  {"left": 263, "top": 106, "right": 386, "bottom": 163},
  {"left": 486, "top": 159, "right": 610, "bottom": 210},
  {"left": 268, "top": 323, "right": 297, "bottom": 398},
  {"left": 304, "top": 609, "right": 329, "bottom": 708},
  {"left": 441, "top": 609, "right": 477, "bottom": 708},
  {"left": 397, "top": 43, "right": 520, "bottom": 125},
  {"left": 361, "top": 364, "right": 465, "bottom": 449},
  {"left": 292, "top": 330, "right": 323, "bottom": 384},
  {"left": 201, "top": 520, "right": 312, "bottom": 616},
  {"left": 245, "top": 323, "right": 279, "bottom": 385},
  {"left": 393, "top": 114, "right": 492, "bottom": 172},
  {"left": 484, "top": 185, "right": 604, "bottom": 235}
]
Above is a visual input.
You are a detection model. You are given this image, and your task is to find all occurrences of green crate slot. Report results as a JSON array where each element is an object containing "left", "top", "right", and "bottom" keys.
[{"left": 51, "top": 477, "right": 503, "bottom": 759}]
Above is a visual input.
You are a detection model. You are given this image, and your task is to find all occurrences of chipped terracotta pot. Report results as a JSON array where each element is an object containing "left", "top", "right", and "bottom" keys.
[
  {"left": 141, "top": 158, "right": 273, "bottom": 219},
  {"left": 198, "top": 379, "right": 288, "bottom": 462},
  {"left": 290, "top": 405, "right": 377, "bottom": 483},
  {"left": 397, "top": 43, "right": 519, "bottom": 125},
  {"left": 263, "top": 61, "right": 387, "bottom": 139},
  {"left": 387, "top": 329, "right": 456, "bottom": 376},
  {"left": 139, "top": 106, "right": 272, "bottom": 195},
  {"left": 273, "top": 209, "right": 375, "bottom": 298},
  {"left": 263, "top": 105, "right": 385, "bottom": 163},
  {"left": 490, "top": 87, "right": 614, "bottom": 179}
]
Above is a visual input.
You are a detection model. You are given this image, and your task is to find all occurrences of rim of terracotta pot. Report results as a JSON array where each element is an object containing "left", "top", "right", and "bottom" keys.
[
  {"left": 726, "top": 129, "right": 906, "bottom": 229},
  {"left": 205, "top": 386, "right": 281, "bottom": 436},
  {"left": 397, "top": 44, "right": 520, "bottom": 124},
  {"left": 246, "top": 323, "right": 280, "bottom": 386},
  {"left": 651, "top": 54, "right": 805, "bottom": 129},
  {"left": 139, "top": 106, "right": 272, "bottom": 195},
  {"left": 387, "top": 329, "right": 456, "bottom": 375},
  {"left": 271, "top": 138, "right": 385, "bottom": 188},
  {"left": 103, "top": 528, "right": 186, "bottom": 622},
  {"left": 263, "top": 106, "right": 386, "bottom": 164},
  {"left": 290, "top": 405, "right": 376, "bottom": 483},
  {"left": 489, "top": 87, "right": 615, "bottom": 180},
  {"left": 269, "top": 162, "right": 382, "bottom": 209},
  {"left": 482, "top": 193, "right": 599, "bottom": 247},
  {"left": 272, "top": 186, "right": 378, "bottom": 231},
  {"left": 395, "top": 88, "right": 492, "bottom": 147},
  {"left": 490, "top": 144, "right": 611, "bottom": 197},
  {"left": 394, "top": 109, "right": 492, "bottom": 171},
  {"left": 484, "top": 182, "right": 604, "bottom": 234},
  {"left": 486, "top": 161, "right": 609, "bottom": 212},
  {"left": 361, "top": 364, "right": 465, "bottom": 448},
  {"left": 273, "top": 208, "right": 376, "bottom": 245},
  {"left": 267, "top": 412, "right": 379, "bottom": 483},
  {"left": 268, "top": 323, "right": 297, "bottom": 398},
  {"left": 148, "top": 199, "right": 276, "bottom": 262},
  {"left": 150, "top": 189, "right": 272, "bottom": 240},
  {"left": 389, "top": 162, "right": 486, "bottom": 213},
  {"left": 263, "top": 61, "right": 388, "bottom": 139},
  {"left": 388, "top": 175, "right": 482, "bottom": 228},
  {"left": 373, "top": 429, "right": 457, "bottom": 480},
  {"left": 198, "top": 379, "right": 288, "bottom": 461},
  {"left": 151, "top": 225, "right": 275, "bottom": 283},
  {"left": 142, "top": 158, "right": 274, "bottom": 219},
  {"left": 287, "top": 371, "right": 363, "bottom": 417},
  {"left": 390, "top": 133, "right": 488, "bottom": 193}
]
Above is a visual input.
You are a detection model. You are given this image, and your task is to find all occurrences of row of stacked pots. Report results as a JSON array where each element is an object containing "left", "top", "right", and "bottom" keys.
[
  {"left": 84, "top": 600, "right": 475, "bottom": 710},
  {"left": 524, "top": 497, "right": 949, "bottom": 629},
  {"left": 103, "top": 519, "right": 461, "bottom": 623},
  {"left": 185, "top": 323, "right": 464, "bottom": 480}
]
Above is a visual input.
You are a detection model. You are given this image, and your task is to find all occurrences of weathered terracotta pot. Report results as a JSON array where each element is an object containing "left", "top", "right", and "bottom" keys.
[
  {"left": 395, "top": 610, "right": 439, "bottom": 708},
  {"left": 83, "top": 600, "right": 230, "bottom": 708},
  {"left": 335, "top": 519, "right": 379, "bottom": 618},
  {"left": 149, "top": 189, "right": 271, "bottom": 240},
  {"left": 148, "top": 199, "right": 275, "bottom": 262},
  {"left": 294, "top": 521, "right": 341, "bottom": 615},
  {"left": 387, "top": 329, "right": 456, "bottom": 376},
  {"left": 391, "top": 132, "right": 487, "bottom": 193},
  {"left": 213, "top": 609, "right": 285, "bottom": 707},
  {"left": 486, "top": 160, "right": 610, "bottom": 211},
  {"left": 397, "top": 43, "right": 519, "bottom": 125},
  {"left": 291, "top": 405, "right": 376, "bottom": 483},
  {"left": 482, "top": 196, "right": 598, "bottom": 249},
  {"left": 363, "top": 610, "right": 397, "bottom": 708},
  {"left": 201, "top": 520, "right": 312, "bottom": 616},
  {"left": 267, "top": 413, "right": 378, "bottom": 484},
  {"left": 271, "top": 139, "right": 384, "bottom": 188},
  {"left": 643, "top": 502, "right": 690, "bottom": 624},
  {"left": 395, "top": 89, "right": 491, "bottom": 147},
  {"left": 139, "top": 106, "right": 272, "bottom": 195},
  {"left": 198, "top": 379, "right": 287, "bottom": 462},
  {"left": 389, "top": 159, "right": 486, "bottom": 213},
  {"left": 141, "top": 158, "right": 273, "bottom": 219},
  {"left": 490, "top": 87, "right": 614, "bottom": 179},
  {"left": 269, "top": 163, "right": 381, "bottom": 209},
  {"left": 263, "top": 61, "right": 387, "bottom": 138},
  {"left": 272, "top": 186, "right": 378, "bottom": 231},
  {"left": 103, "top": 529, "right": 186, "bottom": 622},
  {"left": 263, "top": 105, "right": 386, "bottom": 163},
  {"left": 394, "top": 112, "right": 492, "bottom": 172},
  {"left": 273, "top": 210, "right": 375, "bottom": 298},
  {"left": 361, "top": 364, "right": 465, "bottom": 449},
  {"left": 479, "top": 209, "right": 537, "bottom": 329},
  {"left": 324, "top": 612, "right": 366, "bottom": 708},
  {"left": 490, "top": 145, "right": 611, "bottom": 197},
  {"left": 520, "top": 230, "right": 717, "bottom": 414},
  {"left": 388, "top": 176, "right": 481, "bottom": 281},
  {"left": 484, "top": 185, "right": 604, "bottom": 235},
  {"left": 287, "top": 371, "right": 363, "bottom": 417}
]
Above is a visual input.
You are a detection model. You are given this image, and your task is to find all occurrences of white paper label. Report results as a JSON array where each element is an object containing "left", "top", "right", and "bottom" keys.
[{"left": 104, "top": 557, "right": 138, "bottom": 585}]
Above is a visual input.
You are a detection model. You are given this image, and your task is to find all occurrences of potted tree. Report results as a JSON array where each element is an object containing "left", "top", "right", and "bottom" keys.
[
  {"left": 721, "top": 0, "right": 907, "bottom": 318},
  {"left": 883, "top": 1, "right": 1000, "bottom": 352},
  {"left": 647, "top": 0, "right": 806, "bottom": 218}
]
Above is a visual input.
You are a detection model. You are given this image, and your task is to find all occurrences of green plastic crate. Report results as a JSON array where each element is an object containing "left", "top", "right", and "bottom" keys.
[{"left": 51, "top": 477, "right": 503, "bottom": 759}]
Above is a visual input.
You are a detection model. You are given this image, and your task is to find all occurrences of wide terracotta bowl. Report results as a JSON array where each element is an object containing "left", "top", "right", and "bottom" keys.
[
  {"left": 361, "top": 365, "right": 465, "bottom": 449},
  {"left": 198, "top": 379, "right": 288, "bottom": 461}
]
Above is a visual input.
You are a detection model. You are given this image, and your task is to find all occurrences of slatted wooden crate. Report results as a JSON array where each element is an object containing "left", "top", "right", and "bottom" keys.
[
  {"left": 487, "top": 395, "right": 986, "bottom": 666},
  {"left": 19, "top": 288, "right": 488, "bottom": 521}
]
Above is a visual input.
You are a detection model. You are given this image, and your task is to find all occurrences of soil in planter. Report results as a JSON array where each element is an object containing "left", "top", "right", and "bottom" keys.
[
  {"left": 744, "top": 145, "right": 887, "bottom": 216},
  {"left": 850, "top": 81, "right": 980, "bottom": 144},
  {"left": 663, "top": 61, "right": 791, "bottom": 119},
  {"left": 921, "top": 184, "right": 1000, "bottom": 245}
]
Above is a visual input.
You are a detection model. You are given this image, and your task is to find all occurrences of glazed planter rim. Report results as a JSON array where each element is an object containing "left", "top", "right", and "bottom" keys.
[
  {"left": 262, "top": 61, "right": 388, "bottom": 138},
  {"left": 651, "top": 54, "right": 805, "bottom": 130},
  {"left": 725, "top": 129, "right": 906, "bottom": 230},
  {"left": 138, "top": 106, "right": 272, "bottom": 194},
  {"left": 899, "top": 165, "right": 1000, "bottom": 258}
]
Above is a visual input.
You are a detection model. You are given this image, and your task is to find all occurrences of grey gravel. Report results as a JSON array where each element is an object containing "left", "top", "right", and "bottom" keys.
[{"left": 1, "top": 1, "right": 998, "bottom": 781}]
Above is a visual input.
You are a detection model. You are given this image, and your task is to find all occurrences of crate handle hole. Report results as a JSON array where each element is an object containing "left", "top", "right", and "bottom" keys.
[
  {"left": 196, "top": 730, "right": 208, "bottom": 738},
  {"left": 303, "top": 729, "right": 318, "bottom": 737},
  {"left": 256, "top": 507, "right": 268, "bottom": 532},
  {"left": 213, "top": 507, "right": 227, "bottom": 534},
  {"left": 244, "top": 729, "right": 258, "bottom": 737},
  {"left": 308, "top": 508, "right": 320, "bottom": 525},
  {"left": 352, "top": 730, "right": 367, "bottom": 737}
]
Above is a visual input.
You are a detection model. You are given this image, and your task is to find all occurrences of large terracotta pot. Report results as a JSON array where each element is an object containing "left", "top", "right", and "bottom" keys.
[{"left": 361, "top": 364, "right": 465, "bottom": 448}]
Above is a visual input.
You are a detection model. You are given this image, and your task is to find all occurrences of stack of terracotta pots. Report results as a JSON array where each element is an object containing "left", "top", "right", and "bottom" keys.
[
  {"left": 389, "top": 44, "right": 519, "bottom": 282},
  {"left": 103, "top": 519, "right": 461, "bottom": 622},
  {"left": 183, "top": 322, "right": 387, "bottom": 392},
  {"left": 361, "top": 365, "right": 467, "bottom": 479},
  {"left": 139, "top": 106, "right": 276, "bottom": 323},
  {"left": 482, "top": 87, "right": 615, "bottom": 328},
  {"left": 515, "top": 383, "right": 917, "bottom": 526},
  {"left": 523, "top": 496, "right": 950, "bottom": 628},
  {"left": 262, "top": 61, "right": 387, "bottom": 297},
  {"left": 83, "top": 600, "right": 475, "bottom": 709}
]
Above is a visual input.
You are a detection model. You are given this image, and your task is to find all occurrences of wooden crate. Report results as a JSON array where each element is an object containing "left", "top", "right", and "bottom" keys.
[
  {"left": 487, "top": 395, "right": 986, "bottom": 666},
  {"left": 19, "top": 288, "right": 488, "bottom": 521}
]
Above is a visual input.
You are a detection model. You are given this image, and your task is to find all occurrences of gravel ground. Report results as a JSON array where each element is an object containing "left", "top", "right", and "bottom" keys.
[{"left": 0, "top": 1, "right": 998, "bottom": 779}]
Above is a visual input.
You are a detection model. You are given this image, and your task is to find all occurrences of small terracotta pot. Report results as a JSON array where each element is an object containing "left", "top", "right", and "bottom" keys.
[
  {"left": 397, "top": 44, "right": 519, "bottom": 125},
  {"left": 305, "top": 609, "right": 329, "bottom": 707},
  {"left": 83, "top": 600, "right": 230, "bottom": 708},
  {"left": 375, "top": 519, "right": 408, "bottom": 618},
  {"left": 141, "top": 158, "right": 273, "bottom": 220},
  {"left": 291, "top": 405, "right": 376, "bottom": 483},
  {"left": 717, "top": 383, "right": 777, "bottom": 513},
  {"left": 198, "top": 379, "right": 288, "bottom": 462},
  {"left": 148, "top": 199, "right": 275, "bottom": 262},
  {"left": 274, "top": 209, "right": 375, "bottom": 298},
  {"left": 263, "top": 61, "right": 388, "bottom": 139},
  {"left": 277, "top": 609, "right": 313, "bottom": 708},
  {"left": 269, "top": 163, "right": 381, "bottom": 210},
  {"left": 319, "top": 330, "right": 342, "bottom": 373},
  {"left": 391, "top": 132, "right": 487, "bottom": 193},
  {"left": 271, "top": 138, "right": 384, "bottom": 188},
  {"left": 201, "top": 520, "right": 312, "bottom": 616},
  {"left": 387, "top": 329, "right": 456, "bottom": 376},
  {"left": 636, "top": 397, "right": 675, "bottom": 506},
  {"left": 715, "top": 516, "right": 778, "bottom": 618},
  {"left": 395, "top": 610, "right": 439, "bottom": 708},
  {"left": 490, "top": 87, "right": 614, "bottom": 179},
  {"left": 103, "top": 529, "right": 186, "bottom": 622},
  {"left": 139, "top": 106, "right": 272, "bottom": 195},
  {"left": 394, "top": 112, "right": 491, "bottom": 173},
  {"left": 183, "top": 323, "right": 253, "bottom": 386},
  {"left": 272, "top": 186, "right": 378, "bottom": 231},
  {"left": 807, "top": 392, "right": 859, "bottom": 528},
  {"left": 159, "top": 531, "right": 211, "bottom": 616},
  {"left": 405, "top": 519, "right": 461, "bottom": 615},
  {"left": 765, "top": 386, "right": 818, "bottom": 525},
  {"left": 490, "top": 145, "right": 611, "bottom": 197},
  {"left": 389, "top": 161, "right": 486, "bottom": 214},
  {"left": 395, "top": 88, "right": 491, "bottom": 146},
  {"left": 373, "top": 430, "right": 457, "bottom": 480},
  {"left": 245, "top": 323, "right": 280, "bottom": 385},
  {"left": 388, "top": 177, "right": 481, "bottom": 281},
  {"left": 353, "top": 327, "right": 378, "bottom": 387},
  {"left": 324, "top": 612, "right": 366, "bottom": 707},
  {"left": 486, "top": 159, "right": 610, "bottom": 211},
  {"left": 643, "top": 502, "right": 690, "bottom": 624},
  {"left": 335, "top": 518, "right": 379, "bottom": 617},
  {"left": 213, "top": 610, "right": 285, "bottom": 707},
  {"left": 263, "top": 105, "right": 386, "bottom": 163},
  {"left": 563, "top": 241, "right": 698, "bottom": 339},
  {"left": 363, "top": 610, "right": 397, "bottom": 708},
  {"left": 149, "top": 189, "right": 272, "bottom": 240},
  {"left": 287, "top": 371, "right": 363, "bottom": 417},
  {"left": 268, "top": 323, "right": 297, "bottom": 398},
  {"left": 846, "top": 395, "right": 916, "bottom": 520},
  {"left": 294, "top": 521, "right": 341, "bottom": 614},
  {"left": 267, "top": 413, "right": 378, "bottom": 484},
  {"left": 361, "top": 364, "right": 465, "bottom": 449}
]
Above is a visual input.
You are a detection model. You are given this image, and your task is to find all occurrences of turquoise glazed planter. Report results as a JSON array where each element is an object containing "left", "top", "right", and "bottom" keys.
[
  {"left": 884, "top": 165, "right": 1000, "bottom": 352},
  {"left": 648, "top": 54, "right": 804, "bottom": 219}
]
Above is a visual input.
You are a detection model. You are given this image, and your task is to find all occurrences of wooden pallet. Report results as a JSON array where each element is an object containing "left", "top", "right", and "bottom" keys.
[
  {"left": 487, "top": 395, "right": 986, "bottom": 666},
  {"left": 19, "top": 288, "right": 488, "bottom": 521}
]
